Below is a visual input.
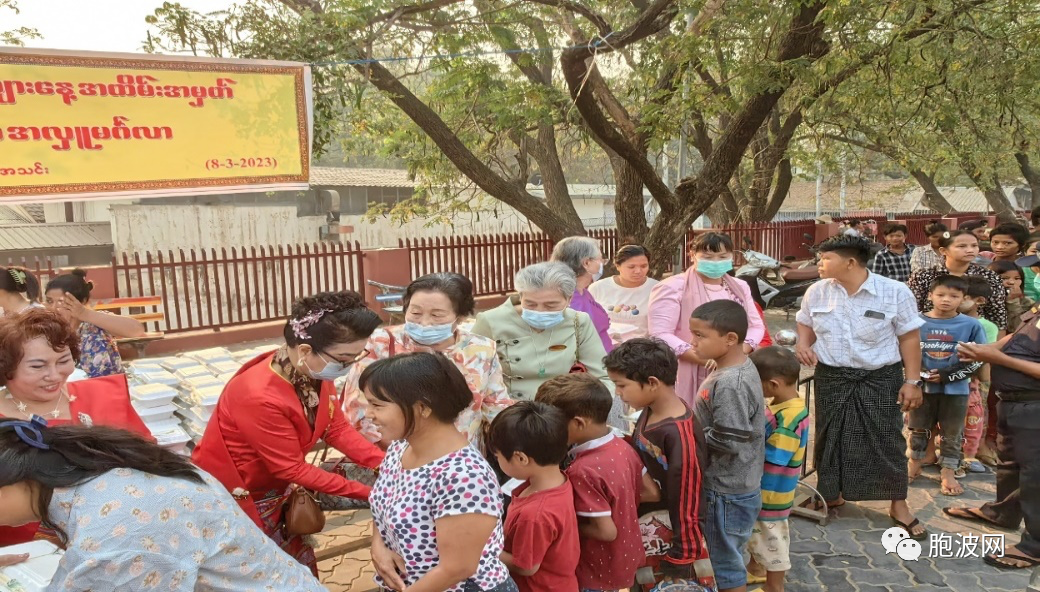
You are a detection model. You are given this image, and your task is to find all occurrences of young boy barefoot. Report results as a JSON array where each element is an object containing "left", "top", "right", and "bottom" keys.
[{"left": 912, "top": 276, "right": 988, "bottom": 496}]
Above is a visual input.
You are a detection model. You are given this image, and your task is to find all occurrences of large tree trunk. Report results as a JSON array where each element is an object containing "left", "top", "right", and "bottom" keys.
[
  {"left": 981, "top": 174, "right": 1018, "bottom": 222},
  {"left": 612, "top": 157, "right": 649, "bottom": 244},
  {"left": 909, "top": 170, "right": 955, "bottom": 214},
  {"left": 1015, "top": 152, "right": 1040, "bottom": 210}
]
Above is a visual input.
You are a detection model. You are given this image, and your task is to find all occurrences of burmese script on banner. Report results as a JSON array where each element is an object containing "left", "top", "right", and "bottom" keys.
[{"left": 0, "top": 48, "right": 311, "bottom": 201}]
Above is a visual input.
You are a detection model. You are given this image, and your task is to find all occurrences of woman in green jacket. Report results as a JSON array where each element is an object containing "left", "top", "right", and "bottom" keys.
[{"left": 471, "top": 262, "right": 624, "bottom": 427}]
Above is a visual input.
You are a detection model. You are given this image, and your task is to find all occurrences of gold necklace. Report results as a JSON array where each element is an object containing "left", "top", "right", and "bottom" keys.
[{"left": 2, "top": 386, "right": 73, "bottom": 420}]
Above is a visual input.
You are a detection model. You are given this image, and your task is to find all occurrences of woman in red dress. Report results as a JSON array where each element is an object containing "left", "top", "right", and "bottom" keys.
[
  {"left": 0, "top": 308, "right": 150, "bottom": 550},
  {"left": 192, "top": 291, "right": 386, "bottom": 574}
]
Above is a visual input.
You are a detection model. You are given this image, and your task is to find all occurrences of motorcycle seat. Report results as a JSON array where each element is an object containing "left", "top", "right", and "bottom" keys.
[{"left": 781, "top": 267, "right": 819, "bottom": 281}]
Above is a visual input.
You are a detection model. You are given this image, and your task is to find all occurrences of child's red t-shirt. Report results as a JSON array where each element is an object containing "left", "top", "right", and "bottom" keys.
[
  {"left": 504, "top": 479, "right": 580, "bottom": 592},
  {"left": 566, "top": 433, "right": 646, "bottom": 589}
]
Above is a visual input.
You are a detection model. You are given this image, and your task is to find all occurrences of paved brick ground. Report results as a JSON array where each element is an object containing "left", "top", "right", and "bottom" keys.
[{"left": 312, "top": 310, "right": 1036, "bottom": 591}]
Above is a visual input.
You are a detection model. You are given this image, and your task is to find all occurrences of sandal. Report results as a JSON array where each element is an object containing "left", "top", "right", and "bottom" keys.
[
  {"left": 941, "top": 507, "right": 1005, "bottom": 528},
  {"left": 983, "top": 552, "right": 1040, "bottom": 570},
  {"left": 746, "top": 571, "right": 767, "bottom": 584},
  {"left": 890, "top": 515, "right": 928, "bottom": 540}
]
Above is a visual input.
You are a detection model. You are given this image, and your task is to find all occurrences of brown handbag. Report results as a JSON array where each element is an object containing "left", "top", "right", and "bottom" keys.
[
  {"left": 284, "top": 484, "right": 326, "bottom": 536},
  {"left": 283, "top": 430, "right": 333, "bottom": 537}
]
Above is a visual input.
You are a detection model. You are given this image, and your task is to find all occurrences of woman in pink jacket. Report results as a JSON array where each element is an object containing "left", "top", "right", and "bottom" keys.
[{"left": 648, "top": 232, "right": 767, "bottom": 405}]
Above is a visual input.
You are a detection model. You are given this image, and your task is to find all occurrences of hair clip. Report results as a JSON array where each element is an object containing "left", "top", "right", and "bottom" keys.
[
  {"left": 8, "top": 268, "right": 26, "bottom": 285},
  {"left": 943, "top": 231, "right": 951, "bottom": 239},
  {"left": 0, "top": 416, "right": 50, "bottom": 450},
  {"left": 289, "top": 308, "right": 332, "bottom": 340}
]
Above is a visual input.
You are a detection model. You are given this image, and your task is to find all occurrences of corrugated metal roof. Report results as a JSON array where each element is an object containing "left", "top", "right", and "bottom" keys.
[
  {"left": 310, "top": 167, "right": 417, "bottom": 188},
  {"left": 23, "top": 204, "right": 45, "bottom": 223},
  {"left": 0, "top": 223, "right": 112, "bottom": 250},
  {"left": 895, "top": 186, "right": 1025, "bottom": 212},
  {"left": 0, "top": 206, "right": 35, "bottom": 224}
]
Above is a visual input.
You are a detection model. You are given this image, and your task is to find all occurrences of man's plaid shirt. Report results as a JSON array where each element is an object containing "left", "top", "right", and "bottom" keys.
[{"left": 870, "top": 244, "right": 916, "bottom": 283}]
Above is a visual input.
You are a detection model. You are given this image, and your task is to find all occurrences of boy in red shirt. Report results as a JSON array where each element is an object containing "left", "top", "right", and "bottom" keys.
[
  {"left": 536, "top": 374, "right": 647, "bottom": 591},
  {"left": 489, "top": 401, "right": 580, "bottom": 592}
]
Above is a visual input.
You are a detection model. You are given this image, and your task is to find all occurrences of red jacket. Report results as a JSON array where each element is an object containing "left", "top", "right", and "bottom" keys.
[
  {"left": 192, "top": 352, "right": 385, "bottom": 527},
  {"left": 0, "top": 374, "right": 151, "bottom": 547},
  {"left": 755, "top": 302, "right": 773, "bottom": 347}
]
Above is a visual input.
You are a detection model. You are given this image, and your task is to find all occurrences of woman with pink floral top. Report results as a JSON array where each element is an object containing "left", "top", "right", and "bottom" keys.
[{"left": 342, "top": 273, "right": 512, "bottom": 449}]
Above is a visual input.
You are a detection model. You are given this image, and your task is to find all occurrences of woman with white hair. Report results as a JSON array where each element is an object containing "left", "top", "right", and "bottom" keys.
[
  {"left": 471, "top": 262, "right": 613, "bottom": 405},
  {"left": 550, "top": 236, "right": 613, "bottom": 352}
]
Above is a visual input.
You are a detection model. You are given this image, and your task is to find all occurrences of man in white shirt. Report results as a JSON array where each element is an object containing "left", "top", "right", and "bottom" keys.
[
  {"left": 842, "top": 219, "right": 864, "bottom": 238},
  {"left": 795, "top": 235, "right": 927, "bottom": 539}
]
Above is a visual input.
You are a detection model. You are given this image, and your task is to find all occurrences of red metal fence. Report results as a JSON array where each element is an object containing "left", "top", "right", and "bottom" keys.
[
  {"left": 93, "top": 211, "right": 987, "bottom": 334},
  {"left": 111, "top": 242, "right": 365, "bottom": 334},
  {"left": 400, "top": 229, "right": 621, "bottom": 297}
]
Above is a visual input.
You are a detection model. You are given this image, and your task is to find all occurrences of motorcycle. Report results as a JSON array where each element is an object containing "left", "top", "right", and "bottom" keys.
[{"left": 736, "top": 235, "right": 821, "bottom": 312}]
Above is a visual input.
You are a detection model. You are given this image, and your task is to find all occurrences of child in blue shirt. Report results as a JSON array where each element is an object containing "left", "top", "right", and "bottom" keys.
[{"left": 910, "top": 275, "right": 987, "bottom": 496}]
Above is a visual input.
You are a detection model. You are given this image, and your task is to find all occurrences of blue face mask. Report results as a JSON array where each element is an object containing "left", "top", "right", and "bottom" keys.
[
  {"left": 521, "top": 308, "right": 565, "bottom": 330},
  {"left": 404, "top": 321, "right": 456, "bottom": 345},
  {"left": 303, "top": 352, "right": 353, "bottom": 381},
  {"left": 696, "top": 258, "right": 734, "bottom": 279}
]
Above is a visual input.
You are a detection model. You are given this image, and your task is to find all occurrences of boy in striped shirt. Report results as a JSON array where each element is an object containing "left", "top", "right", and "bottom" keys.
[{"left": 747, "top": 346, "right": 810, "bottom": 592}]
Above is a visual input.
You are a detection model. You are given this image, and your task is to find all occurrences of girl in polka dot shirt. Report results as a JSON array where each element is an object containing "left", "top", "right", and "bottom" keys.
[{"left": 362, "top": 352, "right": 517, "bottom": 592}]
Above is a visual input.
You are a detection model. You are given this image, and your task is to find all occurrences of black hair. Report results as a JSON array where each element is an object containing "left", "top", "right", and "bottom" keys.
[
  {"left": 0, "top": 424, "right": 204, "bottom": 545},
  {"left": 403, "top": 273, "right": 476, "bottom": 317},
  {"left": 614, "top": 244, "right": 652, "bottom": 266},
  {"left": 929, "top": 274, "right": 969, "bottom": 295},
  {"left": 989, "top": 222, "right": 1030, "bottom": 251},
  {"left": 883, "top": 223, "right": 908, "bottom": 236},
  {"left": 0, "top": 266, "right": 40, "bottom": 301},
  {"left": 964, "top": 275, "right": 993, "bottom": 300},
  {"left": 938, "top": 229, "right": 978, "bottom": 250},
  {"left": 847, "top": 218, "right": 861, "bottom": 226},
  {"left": 1031, "top": 205, "right": 1040, "bottom": 227},
  {"left": 750, "top": 346, "right": 800, "bottom": 386},
  {"left": 924, "top": 220, "right": 949, "bottom": 236},
  {"left": 44, "top": 268, "right": 91, "bottom": 302},
  {"left": 358, "top": 352, "right": 472, "bottom": 437},
  {"left": 602, "top": 337, "right": 678, "bottom": 386},
  {"left": 818, "top": 234, "right": 871, "bottom": 266},
  {"left": 282, "top": 290, "right": 381, "bottom": 349},
  {"left": 688, "top": 232, "right": 734, "bottom": 254},
  {"left": 690, "top": 299, "right": 749, "bottom": 343},
  {"left": 989, "top": 260, "right": 1025, "bottom": 283},
  {"left": 958, "top": 219, "right": 988, "bottom": 232},
  {"left": 535, "top": 373, "right": 614, "bottom": 423},
  {"left": 486, "top": 401, "right": 569, "bottom": 466}
]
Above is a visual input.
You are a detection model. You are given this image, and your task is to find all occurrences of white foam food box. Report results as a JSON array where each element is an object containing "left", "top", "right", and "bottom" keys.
[
  {"left": 206, "top": 360, "right": 241, "bottom": 375},
  {"left": 133, "top": 402, "right": 178, "bottom": 423},
  {"left": 183, "top": 347, "right": 234, "bottom": 365},
  {"left": 190, "top": 384, "right": 224, "bottom": 409},
  {"left": 178, "top": 374, "right": 222, "bottom": 391},
  {"left": 174, "top": 365, "right": 215, "bottom": 380},
  {"left": 0, "top": 540, "right": 63, "bottom": 592},
  {"left": 156, "top": 356, "right": 199, "bottom": 372},
  {"left": 129, "top": 383, "right": 179, "bottom": 408},
  {"left": 127, "top": 367, "right": 180, "bottom": 386}
]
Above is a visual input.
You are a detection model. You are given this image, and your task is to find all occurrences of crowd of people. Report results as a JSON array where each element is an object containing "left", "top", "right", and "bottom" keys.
[{"left": 0, "top": 213, "right": 1038, "bottom": 591}]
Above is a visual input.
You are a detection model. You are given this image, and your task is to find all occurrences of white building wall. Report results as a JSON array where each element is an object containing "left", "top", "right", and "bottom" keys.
[{"left": 110, "top": 204, "right": 325, "bottom": 254}]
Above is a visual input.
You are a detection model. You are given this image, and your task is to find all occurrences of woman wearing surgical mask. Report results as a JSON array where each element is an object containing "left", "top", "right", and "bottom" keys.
[
  {"left": 471, "top": 262, "right": 622, "bottom": 426},
  {"left": 192, "top": 291, "right": 385, "bottom": 573},
  {"left": 647, "top": 232, "right": 766, "bottom": 405},
  {"left": 341, "top": 273, "right": 512, "bottom": 448},
  {"left": 551, "top": 236, "right": 614, "bottom": 352}
]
